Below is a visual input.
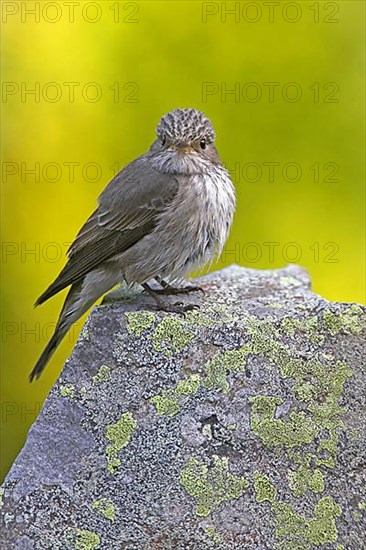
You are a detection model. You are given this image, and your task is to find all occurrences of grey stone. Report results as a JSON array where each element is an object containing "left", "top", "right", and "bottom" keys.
[{"left": 0, "top": 264, "right": 365, "bottom": 550}]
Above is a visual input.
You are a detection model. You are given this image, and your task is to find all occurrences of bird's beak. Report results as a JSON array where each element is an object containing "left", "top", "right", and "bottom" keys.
[{"left": 169, "top": 142, "right": 194, "bottom": 154}]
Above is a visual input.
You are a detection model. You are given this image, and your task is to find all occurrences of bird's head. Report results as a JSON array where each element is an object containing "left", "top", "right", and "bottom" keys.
[{"left": 150, "top": 108, "right": 222, "bottom": 174}]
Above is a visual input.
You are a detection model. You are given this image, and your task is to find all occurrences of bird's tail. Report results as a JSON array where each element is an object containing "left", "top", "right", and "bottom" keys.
[
  {"left": 29, "top": 282, "right": 83, "bottom": 382},
  {"left": 29, "top": 323, "right": 69, "bottom": 382},
  {"left": 30, "top": 267, "right": 120, "bottom": 381}
]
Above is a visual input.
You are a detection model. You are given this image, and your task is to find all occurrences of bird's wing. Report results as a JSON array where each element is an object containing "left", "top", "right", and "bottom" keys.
[{"left": 36, "top": 155, "right": 179, "bottom": 305}]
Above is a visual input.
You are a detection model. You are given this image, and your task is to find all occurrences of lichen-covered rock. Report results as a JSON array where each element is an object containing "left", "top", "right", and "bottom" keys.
[{"left": 1, "top": 265, "right": 365, "bottom": 549}]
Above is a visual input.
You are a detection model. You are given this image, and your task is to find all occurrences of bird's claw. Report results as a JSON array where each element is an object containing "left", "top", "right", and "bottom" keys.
[{"left": 152, "top": 284, "right": 205, "bottom": 296}]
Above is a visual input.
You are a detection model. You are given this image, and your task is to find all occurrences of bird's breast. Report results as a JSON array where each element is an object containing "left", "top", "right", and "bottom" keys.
[
  {"left": 154, "top": 167, "right": 236, "bottom": 278},
  {"left": 192, "top": 169, "right": 236, "bottom": 254}
]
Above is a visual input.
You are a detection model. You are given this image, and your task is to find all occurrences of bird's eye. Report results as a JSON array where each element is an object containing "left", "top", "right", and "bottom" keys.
[
  {"left": 200, "top": 138, "right": 206, "bottom": 150},
  {"left": 161, "top": 135, "right": 166, "bottom": 146}
]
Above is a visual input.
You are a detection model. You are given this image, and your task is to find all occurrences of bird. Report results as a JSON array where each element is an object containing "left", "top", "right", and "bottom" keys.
[{"left": 30, "top": 108, "right": 236, "bottom": 381}]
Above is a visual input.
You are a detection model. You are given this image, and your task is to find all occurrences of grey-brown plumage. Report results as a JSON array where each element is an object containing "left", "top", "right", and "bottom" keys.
[{"left": 30, "top": 108, "right": 236, "bottom": 381}]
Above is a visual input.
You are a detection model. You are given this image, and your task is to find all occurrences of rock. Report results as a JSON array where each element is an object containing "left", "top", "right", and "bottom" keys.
[{"left": 0, "top": 264, "right": 365, "bottom": 550}]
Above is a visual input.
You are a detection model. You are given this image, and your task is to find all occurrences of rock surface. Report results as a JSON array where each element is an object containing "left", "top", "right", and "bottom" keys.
[{"left": 1, "top": 265, "right": 365, "bottom": 550}]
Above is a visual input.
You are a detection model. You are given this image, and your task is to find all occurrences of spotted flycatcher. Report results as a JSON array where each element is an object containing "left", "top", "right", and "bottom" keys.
[{"left": 30, "top": 108, "right": 236, "bottom": 381}]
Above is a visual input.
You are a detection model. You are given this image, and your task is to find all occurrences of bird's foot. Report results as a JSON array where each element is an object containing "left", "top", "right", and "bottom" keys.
[
  {"left": 154, "top": 278, "right": 205, "bottom": 295},
  {"left": 142, "top": 282, "right": 200, "bottom": 315}
]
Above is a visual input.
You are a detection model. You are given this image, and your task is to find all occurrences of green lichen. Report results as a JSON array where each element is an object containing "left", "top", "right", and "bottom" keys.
[
  {"left": 67, "top": 528, "right": 100, "bottom": 549},
  {"left": 150, "top": 393, "right": 180, "bottom": 417},
  {"left": 273, "top": 496, "right": 341, "bottom": 549},
  {"left": 305, "top": 496, "right": 342, "bottom": 545},
  {"left": 60, "top": 384, "right": 75, "bottom": 398},
  {"left": 245, "top": 317, "right": 287, "bottom": 359},
  {"left": 207, "top": 304, "right": 237, "bottom": 323},
  {"left": 150, "top": 374, "right": 201, "bottom": 417},
  {"left": 244, "top": 312, "right": 352, "bottom": 548},
  {"left": 247, "top": 341, "right": 352, "bottom": 547},
  {"left": 152, "top": 317, "right": 195, "bottom": 356},
  {"left": 179, "top": 314, "right": 314, "bottom": 396},
  {"left": 105, "top": 412, "right": 137, "bottom": 474},
  {"left": 125, "top": 311, "right": 155, "bottom": 336},
  {"left": 149, "top": 306, "right": 354, "bottom": 547},
  {"left": 253, "top": 472, "right": 277, "bottom": 503},
  {"left": 180, "top": 455, "right": 248, "bottom": 517},
  {"left": 148, "top": 304, "right": 357, "bottom": 547},
  {"left": 249, "top": 396, "right": 318, "bottom": 449},
  {"left": 92, "top": 365, "right": 111, "bottom": 385},
  {"left": 176, "top": 373, "right": 201, "bottom": 395},
  {"left": 282, "top": 315, "right": 318, "bottom": 335},
  {"left": 281, "top": 315, "right": 324, "bottom": 345},
  {"left": 146, "top": 301, "right": 354, "bottom": 546},
  {"left": 272, "top": 502, "right": 307, "bottom": 550},
  {"left": 92, "top": 498, "right": 116, "bottom": 522},
  {"left": 204, "top": 526, "right": 222, "bottom": 543},
  {"left": 227, "top": 424, "right": 237, "bottom": 430},
  {"left": 282, "top": 357, "right": 352, "bottom": 403},
  {"left": 288, "top": 455, "right": 325, "bottom": 497},
  {"left": 249, "top": 353, "right": 352, "bottom": 461},
  {"left": 314, "top": 456, "right": 335, "bottom": 469},
  {"left": 203, "top": 347, "right": 251, "bottom": 392},
  {"left": 282, "top": 358, "right": 352, "bottom": 457},
  {"left": 189, "top": 308, "right": 352, "bottom": 547},
  {"left": 323, "top": 305, "right": 365, "bottom": 336},
  {"left": 185, "top": 309, "right": 215, "bottom": 327}
]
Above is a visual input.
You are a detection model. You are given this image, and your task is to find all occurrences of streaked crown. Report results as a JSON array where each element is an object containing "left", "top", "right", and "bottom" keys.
[{"left": 156, "top": 108, "right": 216, "bottom": 144}]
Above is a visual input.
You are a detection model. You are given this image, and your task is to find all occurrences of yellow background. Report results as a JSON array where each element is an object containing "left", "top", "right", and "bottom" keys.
[{"left": 1, "top": 1, "right": 365, "bottom": 481}]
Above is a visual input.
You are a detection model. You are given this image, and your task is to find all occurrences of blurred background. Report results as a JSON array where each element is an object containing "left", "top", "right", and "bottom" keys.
[{"left": 1, "top": 1, "right": 365, "bottom": 481}]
